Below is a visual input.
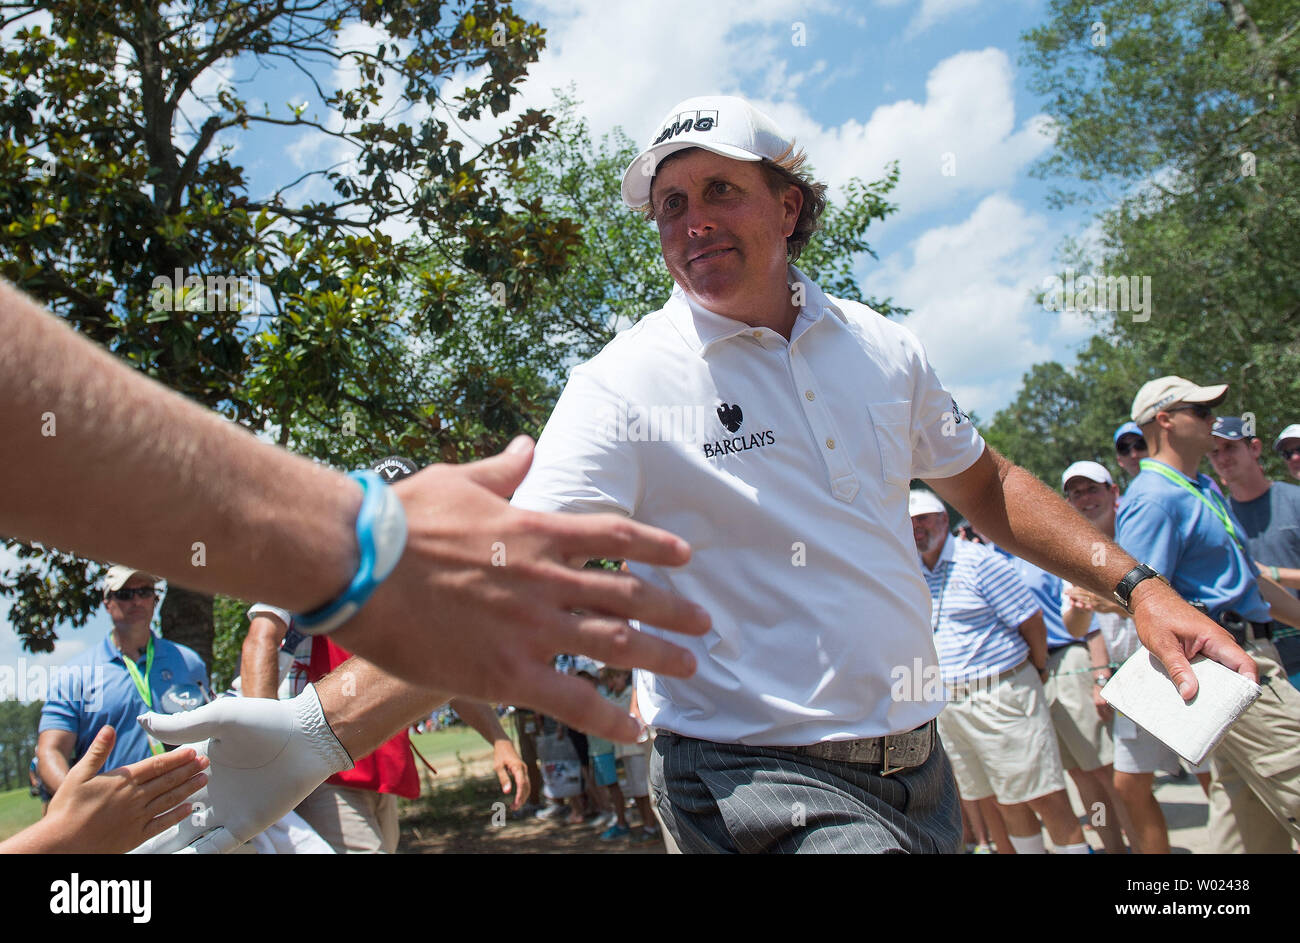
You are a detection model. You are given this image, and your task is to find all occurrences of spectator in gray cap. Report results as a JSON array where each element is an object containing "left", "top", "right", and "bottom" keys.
[{"left": 1209, "top": 417, "right": 1300, "bottom": 686}]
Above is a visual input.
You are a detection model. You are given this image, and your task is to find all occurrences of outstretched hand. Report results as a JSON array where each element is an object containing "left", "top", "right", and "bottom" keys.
[
  {"left": 1130, "top": 582, "right": 1257, "bottom": 701},
  {"left": 0, "top": 726, "right": 207, "bottom": 854},
  {"left": 333, "top": 436, "right": 711, "bottom": 743}
]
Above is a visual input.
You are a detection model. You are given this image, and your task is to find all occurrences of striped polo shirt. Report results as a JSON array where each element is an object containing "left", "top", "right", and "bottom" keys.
[{"left": 920, "top": 534, "right": 1039, "bottom": 683}]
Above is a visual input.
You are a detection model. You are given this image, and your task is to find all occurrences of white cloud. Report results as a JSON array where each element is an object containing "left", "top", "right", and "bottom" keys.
[
  {"left": 863, "top": 193, "right": 1094, "bottom": 420},
  {"left": 762, "top": 48, "right": 1054, "bottom": 224}
]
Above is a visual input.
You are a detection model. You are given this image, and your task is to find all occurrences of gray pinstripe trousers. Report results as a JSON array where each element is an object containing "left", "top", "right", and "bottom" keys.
[{"left": 650, "top": 731, "right": 962, "bottom": 853}]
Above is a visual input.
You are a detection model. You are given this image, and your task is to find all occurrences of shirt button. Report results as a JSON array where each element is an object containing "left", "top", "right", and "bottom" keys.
[
  {"left": 826, "top": 438, "right": 836, "bottom": 449},
  {"left": 752, "top": 330, "right": 762, "bottom": 338},
  {"left": 805, "top": 390, "right": 815, "bottom": 401}
]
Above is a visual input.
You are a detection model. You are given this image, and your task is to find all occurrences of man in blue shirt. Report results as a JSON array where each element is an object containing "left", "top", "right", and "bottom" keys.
[
  {"left": 37, "top": 565, "right": 209, "bottom": 797},
  {"left": 1116, "top": 377, "right": 1300, "bottom": 853}
]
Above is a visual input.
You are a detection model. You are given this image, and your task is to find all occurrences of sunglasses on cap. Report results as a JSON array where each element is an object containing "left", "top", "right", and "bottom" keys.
[
  {"left": 107, "top": 587, "right": 158, "bottom": 601},
  {"left": 1116, "top": 436, "right": 1147, "bottom": 456}
]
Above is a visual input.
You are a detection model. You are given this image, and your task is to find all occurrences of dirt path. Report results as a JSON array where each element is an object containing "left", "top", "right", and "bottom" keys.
[{"left": 398, "top": 758, "right": 663, "bottom": 854}]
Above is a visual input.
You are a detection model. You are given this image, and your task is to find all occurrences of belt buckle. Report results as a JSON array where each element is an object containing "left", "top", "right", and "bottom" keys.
[{"left": 880, "top": 733, "right": 905, "bottom": 776}]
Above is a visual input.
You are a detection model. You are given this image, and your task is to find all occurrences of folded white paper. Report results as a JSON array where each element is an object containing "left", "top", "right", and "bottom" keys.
[{"left": 1100, "top": 646, "right": 1261, "bottom": 765}]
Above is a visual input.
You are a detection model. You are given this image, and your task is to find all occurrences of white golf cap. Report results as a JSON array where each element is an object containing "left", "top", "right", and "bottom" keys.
[
  {"left": 1130, "top": 375, "right": 1227, "bottom": 426},
  {"left": 909, "top": 490, "right": 946, "bottom": 517},
  {"left": 1275, "top": 423, "right": 1300, "bottom": 450},
  {"left": 620, "top": 95, "right": 793, "bottom": 208},
  {"left": 103, "top": 564, "right": 159, "bottom": 592},
  {"left": 1061, "top": 460, "right": 1114, "bottom": 490}
]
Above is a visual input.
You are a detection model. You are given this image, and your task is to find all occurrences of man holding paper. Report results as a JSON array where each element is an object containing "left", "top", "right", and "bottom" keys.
[{"left": 1116, "top": 376, "right": 1300, "bottom": 853}]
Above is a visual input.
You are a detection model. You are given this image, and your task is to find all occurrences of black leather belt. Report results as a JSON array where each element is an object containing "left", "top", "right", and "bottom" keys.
[
  {"left": 1218, "top": 610, "right": 1272, "bottom": 647},
  {"left": 772, "top": 720, "right": 936, "bottom": 775}
]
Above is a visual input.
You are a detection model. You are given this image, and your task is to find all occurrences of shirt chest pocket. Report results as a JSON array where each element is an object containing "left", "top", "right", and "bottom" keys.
[{"left": 866, "top": 401, "right": 913, "bottom": 487}]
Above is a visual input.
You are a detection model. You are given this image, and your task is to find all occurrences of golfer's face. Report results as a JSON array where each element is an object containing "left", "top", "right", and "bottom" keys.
[{"left": 650, "top": 149, "right": 799, "bottom": 315}]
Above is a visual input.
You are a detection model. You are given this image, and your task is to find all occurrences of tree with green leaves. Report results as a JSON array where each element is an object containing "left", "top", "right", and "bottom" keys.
[
  {"left": 0, "top": 0, "right": 574, "bottom": 661},
  {"left": 994, "top": 0, "right": 1299, "bottom": 483}
]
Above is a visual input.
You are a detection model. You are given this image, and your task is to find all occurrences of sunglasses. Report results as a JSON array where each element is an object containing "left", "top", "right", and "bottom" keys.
[
  {"left": 107, "top": 587, "right": 157, "bottom": 601},
  {"left": 1281, "top": 447, "right": 1300, "bottom": 461},
  {"left": 1166, "top": 403, "right": 1213, "bottom": 420},
  {"left": 1116, "top": 437, "right": 1147, "bottom": 455}
]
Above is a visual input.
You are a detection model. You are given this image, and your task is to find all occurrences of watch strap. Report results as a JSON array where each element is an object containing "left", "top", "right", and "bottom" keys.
[{"left": 1112, "top": 563, "right": 1167, "bottom": 613}]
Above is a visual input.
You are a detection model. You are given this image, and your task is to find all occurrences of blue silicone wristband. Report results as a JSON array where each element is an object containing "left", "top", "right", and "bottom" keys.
[{"left": 294, "top": 470, "right": 408, "bottom": 636}]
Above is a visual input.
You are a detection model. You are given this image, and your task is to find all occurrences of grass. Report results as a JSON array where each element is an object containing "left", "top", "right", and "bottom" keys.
[
  {"left": 0, "top": 785, "right": 43, "bottom": 842},
  {"left": 408, "top": 723, "right": 500, "bottom": 775}
]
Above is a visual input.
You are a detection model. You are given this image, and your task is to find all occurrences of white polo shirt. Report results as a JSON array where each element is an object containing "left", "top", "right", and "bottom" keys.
[{"left": 511, "top": 265, "right": 986, "bottom": 745}]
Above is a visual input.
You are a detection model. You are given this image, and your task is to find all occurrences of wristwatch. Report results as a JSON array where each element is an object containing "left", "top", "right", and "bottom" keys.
[{"left": 1112, "top": 563, "right": 1170, "bottom": 614}]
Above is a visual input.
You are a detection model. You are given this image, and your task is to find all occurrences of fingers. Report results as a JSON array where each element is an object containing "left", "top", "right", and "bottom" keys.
[
  {"left": 143, "top": 764, "right": 208, "bottom": 816},
  {"left": 1201, "top": 633, "right": 1259, "bottom": 684},
  {"left": 494, "top": 759, "right": 513, "bottom": 797},
  {"left": 562, "top": 613, "right": 696, "bottom": 678},
  {"left": 546, "top": 513, "right": 693, "bottom": 569},
  {"left": 123, "top": 745, "right": 204, "bottom": 789},
  {"left": 141, "top": 801, "right": 196, "bottom": 843},
  {"left": 509, "top": 764, "right": 529, "bottom": 811},
  {"left": 452, "top": 436, "right": 535, "bottom": 499},
  {"left": 1146, "top": 630, "right": 1199, "bottom": 700},
  {"left": 67, "top": 725, "right": 116, "bottom": 783},
  {"left": 522, "top": 673, "right": 642, "bottom": 744},
  {"left": 563, "top": 568, "right": 710, "bottom": 640},
  {"left": 138, "top": 700, "right": 230, "bottom": 744}
]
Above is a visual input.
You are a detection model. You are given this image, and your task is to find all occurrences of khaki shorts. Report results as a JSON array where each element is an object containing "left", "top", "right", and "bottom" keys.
[
  {"left": 1207, "top": 638, "right": 1300, "bottom": 853},
  {"left": 1043, "top": 643, "right": 1113, "bottom": 771},
  {"left": 936, "top": 661, "right": 1067, "bottom": 806},
  {"left": 294, "top": 783, "right": 399, "bottom": 854}
]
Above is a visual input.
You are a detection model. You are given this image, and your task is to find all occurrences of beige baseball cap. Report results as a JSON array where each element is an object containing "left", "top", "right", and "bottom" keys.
[
  {"left": 1130, "top": 376, "right": 1227, "bottom": 426},
  {"left": 103, "top": 565, "right": 160, "bottom": 593},
  {"left": 621, "top": 95, "right": 793, "bottom": 208}
]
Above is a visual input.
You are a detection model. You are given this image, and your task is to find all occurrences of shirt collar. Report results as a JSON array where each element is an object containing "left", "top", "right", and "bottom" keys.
[
  {"left": 919, "top": 531, "right": 957, "bottom": 574},
  {"left": 103, "top": 629, "right": 154, "bottom": 663},
  {"left": 665, "top": 264, "right": 846, "bottom": 353}
]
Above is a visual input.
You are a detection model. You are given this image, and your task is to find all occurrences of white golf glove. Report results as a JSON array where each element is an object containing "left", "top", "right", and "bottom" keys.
[{"left": 128, "top": 685, "right": 353, "bottom": 854}]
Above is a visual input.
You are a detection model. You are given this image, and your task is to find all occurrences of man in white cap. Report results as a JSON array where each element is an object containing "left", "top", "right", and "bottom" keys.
[
  {"left": 910, "top": 490, "right": 1089, "bottom": 854},
  {"left": 510, "top": 99, "right": 1255, "bottom": 853},
  {"left": 1275, "top": 423, "right": 1300, "bottom": 482},
  {"left": 1117, "top": 377, "right": 1300, "bottom": 852},
  {"left": 37, "top": 566, "right": 209, "bottom": 797}
]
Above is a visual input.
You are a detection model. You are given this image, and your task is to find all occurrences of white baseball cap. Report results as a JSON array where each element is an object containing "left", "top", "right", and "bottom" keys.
[
  {"left": 620, "top": 95, "right": 793, "bottom": 208},
  {"left": 909, "top": 490, "right": 946, "bottom": 517},
  {"left": 103, "top": 564, "right": 159, "bottom": 593},
  {"left": 1061, "top": 460, "right": 1114, "bottom": 490},
  {"left": 1130, "top": 375, "right": 1227, "bottom": 426},
  {"left": 1275, "top": 423, "right": 1300, "bottom": 451}
]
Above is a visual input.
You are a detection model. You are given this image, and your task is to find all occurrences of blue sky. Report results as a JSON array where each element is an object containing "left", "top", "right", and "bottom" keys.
[{"left": 2, "top": 0, "right": 1108, "bottom": 675}]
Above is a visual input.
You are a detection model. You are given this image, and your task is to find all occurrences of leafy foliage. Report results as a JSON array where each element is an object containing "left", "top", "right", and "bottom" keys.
[{"left": 992, "top": 0, "right": 1299, "bottom": 482}]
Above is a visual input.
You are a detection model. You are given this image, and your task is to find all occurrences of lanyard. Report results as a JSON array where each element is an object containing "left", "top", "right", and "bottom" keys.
[
  {"left": 120, "top": 636, "right": 164, "bottom": 755},
  {"left": 930, "top": 557, "right": 953, "bottom": 632},
  {"left": 1139, "top": 459, "right": 1243, "bottom": 550}
]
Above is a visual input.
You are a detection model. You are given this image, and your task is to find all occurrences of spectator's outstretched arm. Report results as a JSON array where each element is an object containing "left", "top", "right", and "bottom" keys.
[
  {"left": 451, "top": 697, "right": 530, "bottom": 810},
  {"left": 928, "top": 445, "right": 1255, "bottom": 701},
  {"left": 1, "top": 279, "right": 709, "bottom": 739},
  {"left": 1, "top": 727, "right": 207, "bottom": 854}
]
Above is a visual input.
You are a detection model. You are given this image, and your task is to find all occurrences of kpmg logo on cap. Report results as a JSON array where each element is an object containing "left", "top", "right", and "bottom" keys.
[{"left": 652, "top": 110, "right": 719, "bottom": 146}]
